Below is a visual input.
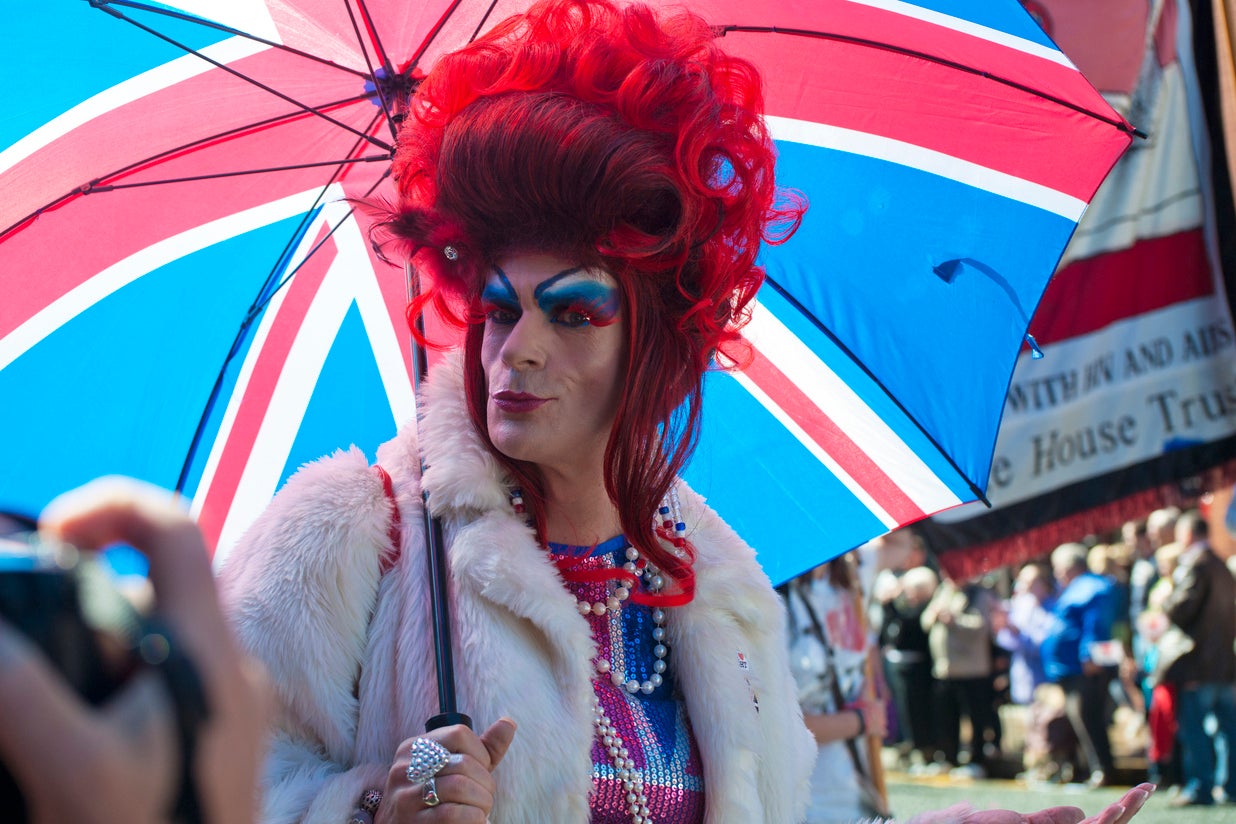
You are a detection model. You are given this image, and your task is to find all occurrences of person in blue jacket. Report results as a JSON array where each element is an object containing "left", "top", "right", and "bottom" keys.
[{"left": 1042, "top": 542, "right": 1117, "bottom": 788}]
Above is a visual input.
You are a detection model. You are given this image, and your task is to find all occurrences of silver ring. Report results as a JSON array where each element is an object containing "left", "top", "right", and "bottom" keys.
[
  {"left": 405, "top": 737, "right": 451, "bottom": 785},
  {"left": 422, "top": 776, "right": 441, "bottom": 807}
]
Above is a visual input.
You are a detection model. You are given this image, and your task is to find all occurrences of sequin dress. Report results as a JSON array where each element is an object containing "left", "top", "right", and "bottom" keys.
[{"left": 548, "top": 536, "right": 706, "bottom": 824}]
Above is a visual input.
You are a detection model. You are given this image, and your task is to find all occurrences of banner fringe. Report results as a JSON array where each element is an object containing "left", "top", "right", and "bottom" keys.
[{"left": 938, "top": 457, "right": 1236, "bottom": 580}]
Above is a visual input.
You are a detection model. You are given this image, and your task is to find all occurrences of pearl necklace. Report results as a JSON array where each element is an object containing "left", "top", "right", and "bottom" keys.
[
  {"left": 509, "top": 487, "right": 686, "bottom": 695},
  {"left": 596, "top": 555, "right": 668, "bottom": 696},
  {"left": 509, "top": 486, "right": 689, "bottom": 824},
  {"left": 594, "top": 694, "right": 652, "bottom": 823}
]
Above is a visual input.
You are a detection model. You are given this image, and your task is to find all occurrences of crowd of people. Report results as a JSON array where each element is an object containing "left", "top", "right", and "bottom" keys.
[{"left": 851, "top": 506, "right": 1236, "bottom": 808}]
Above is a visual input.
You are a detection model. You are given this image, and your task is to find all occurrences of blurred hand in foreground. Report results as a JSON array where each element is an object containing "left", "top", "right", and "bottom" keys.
[
  {"left": 0, "top": 477, "right": 270, "bottom": 824},
  {"left": 907, "top": 783, "right": 1154, "bottom": 824}
]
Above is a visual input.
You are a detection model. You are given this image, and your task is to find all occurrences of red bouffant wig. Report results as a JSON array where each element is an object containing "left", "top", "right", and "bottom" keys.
[{"left": 378, "top": 0, "right": 804, "bottom": 604}]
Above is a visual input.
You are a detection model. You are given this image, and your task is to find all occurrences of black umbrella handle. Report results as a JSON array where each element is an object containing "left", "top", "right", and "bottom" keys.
[{"left": 426, "top": 712, "right": 473, "bottom": 731}]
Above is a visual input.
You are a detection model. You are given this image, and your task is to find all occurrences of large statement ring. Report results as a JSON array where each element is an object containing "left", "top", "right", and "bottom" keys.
[
  {"left": 405, "top": 737, "right": 451, "bottom": 785},
  {"left": 422, "top": 776, "right": 441, "bottom": 807}
]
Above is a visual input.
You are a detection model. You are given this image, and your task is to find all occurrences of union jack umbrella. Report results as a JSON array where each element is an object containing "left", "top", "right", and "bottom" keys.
[{"left": 2, "top": 0, "right": 1132, "bottom": 591}]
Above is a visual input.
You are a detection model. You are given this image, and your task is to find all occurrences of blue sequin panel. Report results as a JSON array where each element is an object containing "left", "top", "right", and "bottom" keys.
[{"left": 549, "top": 537, "right": 706, "bottom": 824}]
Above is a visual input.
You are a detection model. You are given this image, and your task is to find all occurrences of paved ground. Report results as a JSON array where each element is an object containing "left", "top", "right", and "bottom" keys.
[{"left": 884, "top": 772, "right": 1236, "bottom": 823}]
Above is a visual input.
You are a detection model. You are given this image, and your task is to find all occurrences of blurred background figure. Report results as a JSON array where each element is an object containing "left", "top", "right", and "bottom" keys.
[
  {"left": 877, "top": 565, "right": 939, "bottom": 771},
  {"left": 869, "top": 529, "right": 929, "bottom": 605},
  {"left": 1087, "top": 542, "right": 1139, "bottom": 757},
  {"left": 1148, "top": 507, "right": 1183, "bottom": 551},
  {"left": 785, "top": 556, "right": 890, "bottom": 822},
  {"left": 869, "top": 528, "right": 930, "bottom": 749},
  {"left": 1135, "top": 539, "right": 1184, "bottom": 791},
  {"left": 921, "top": 571, "right": 999, "bottom": 778},
  {"left": 1123, "top": 518, "right": 1155, "bottom": 659},
  {"left": 1132, "top": 508, "right": 1179, "bottom": 634},
  {"left": 1088, "top": 543, "right": 1132, "bottom": 652},
  {"left": 1042, "top": 542, "right": 1117, "bottom": 788},
  {"left": 995, "top": 563, "right": 1060, "bottom": 782},
  {"left": 1160, "top": 512, "right": 1236, "bottom": 807}
]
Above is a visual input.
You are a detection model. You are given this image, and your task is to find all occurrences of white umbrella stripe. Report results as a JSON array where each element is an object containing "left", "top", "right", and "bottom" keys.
[
  {"left": 186, "top": 203, "right": 328, "bottom": 540},
  {"left": 0, "top": 188, "right": 324, "bottom": 372},
  {"left": 209, "top": 256, "right": 354, "bottom": 561},
  {"left": 0, "top": 37, "right": 270, "bottom": 179},
  {"left": 727, "top": 368, "right": 900, "bottom": 530},
  {"left": 744, "top": 299, "right": 965, "bottom": 515},
  {"left": 765, "top": 116, "right": 1087, "bottom": 221},
  {"left": 843, "top": 0, "right": 1076, "bottom": 69},
  {"left": 208, "top": 222, "right": 385, "bottom": 564},
  {"left": 326, "top": 197, "right": 417, "bottom": 430},
  {"left": 201, "top": 195, "right": 414, "bottom": 565}
]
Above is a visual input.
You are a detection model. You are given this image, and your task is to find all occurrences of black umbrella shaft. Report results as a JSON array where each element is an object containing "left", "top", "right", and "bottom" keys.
[{"left": 408, "top": 262, "right": 472, "bottom": 732}]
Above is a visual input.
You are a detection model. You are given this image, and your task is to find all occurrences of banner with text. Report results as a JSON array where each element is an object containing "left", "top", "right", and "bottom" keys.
[{"left": 922, "top": 0, "right": 1236, "bottom": 578}]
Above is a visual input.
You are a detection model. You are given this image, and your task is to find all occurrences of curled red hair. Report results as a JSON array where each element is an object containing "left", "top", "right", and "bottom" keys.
[{"left": 374, "top": 0, "right": 805, "bottom": 603}]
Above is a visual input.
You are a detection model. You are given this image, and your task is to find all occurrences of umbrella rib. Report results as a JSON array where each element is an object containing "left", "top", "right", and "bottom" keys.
[
  {"left": 174, "top": 190, "right": 332, "bottom": 493},
  {"left": 0, "top": 98, "right": 377, "bottom": 243},
  {"left": 174, "top": 114, "right": 388, "bottom": 494},
  {"left": 407, "top": 0, "right": 469, "bottom": 68},
  {"left": 467, "top": 0, "right": 504, "bottom": 43},
  {"left": 84, "top": 156, "right": 391, "bottom": 192},
  {"left": 403, "top": 0, "right": 499, "bottom": 76},
  {"left": 761, "top": 275, "right": 990, "bottom": 505},
  {"left": 345, "top": 0, "right": 400, "bottom": 142},
  {"left": 257, "top": 173, "right": 389, "bottom": 317},
  {"left": 0, "top": 158, "right": 379, "bottom": 239},
  {"left": 89, "top": 1, "right": 393, "bottom": 152},
  {"left": 247, "top": 112, "right": 387, "bottom": 319},
  {"left": 92, "top": 0, "right": 371, "bottom": 79},
  {"left": 351, "top": 0, "right": 396, "bottom": 78},
  {"left": 717, "top": 25, "right": 1142, "bottom": 136},
  {"left": 173, "top": 173, "right": 390, "bottom": 495},
  {"left": 1, "top": 194, "right": 74, "bottom": 242},
  {"left": 103, "top": 94, "right": 377, "bottom": 178}
]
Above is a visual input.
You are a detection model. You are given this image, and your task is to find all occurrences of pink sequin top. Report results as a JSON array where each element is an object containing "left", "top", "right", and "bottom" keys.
[{"left": 549, "top": 536, "right": 706, "bottom": 824}]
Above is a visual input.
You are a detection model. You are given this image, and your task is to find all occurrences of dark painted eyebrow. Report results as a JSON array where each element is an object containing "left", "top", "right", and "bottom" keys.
[
  {"left": 532, "top": 266, "right": 588, "bottom": 300},
  {"left": 486, "top": 267, "right": 518, "bottom": 297}
]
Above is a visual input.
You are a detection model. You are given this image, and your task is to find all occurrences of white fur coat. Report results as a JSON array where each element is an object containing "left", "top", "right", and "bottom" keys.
[{"left": 219, "top": 353, "right": 816, "bottom": 823}]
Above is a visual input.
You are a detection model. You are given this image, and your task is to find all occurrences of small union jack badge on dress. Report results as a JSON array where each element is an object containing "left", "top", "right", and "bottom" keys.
[{"left": 737, "top": 649, "right": 759, "bottom": 713}]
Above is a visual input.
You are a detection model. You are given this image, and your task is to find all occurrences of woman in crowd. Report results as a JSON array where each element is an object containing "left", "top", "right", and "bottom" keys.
[
  {"left": 786, "top": 557, "right": 888, "bottom": 822},
  {"left": 219, "top": 1, "right": 1153, "bottom": 822}
]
